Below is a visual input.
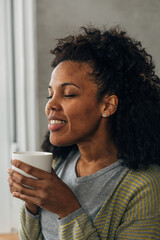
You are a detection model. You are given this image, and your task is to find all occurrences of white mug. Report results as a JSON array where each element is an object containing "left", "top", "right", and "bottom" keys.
[{"left": 12, "top": 151, "right": 53, "bottom": 179}]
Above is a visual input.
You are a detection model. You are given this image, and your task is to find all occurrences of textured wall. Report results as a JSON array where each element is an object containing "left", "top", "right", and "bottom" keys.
[{"left": 36, "top": 0, "right": 160, "bottom": 148}]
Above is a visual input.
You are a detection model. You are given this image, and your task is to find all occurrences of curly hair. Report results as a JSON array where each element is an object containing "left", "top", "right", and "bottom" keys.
[{"left": 43, "top": 26, "right": 160, "bottom": 169}]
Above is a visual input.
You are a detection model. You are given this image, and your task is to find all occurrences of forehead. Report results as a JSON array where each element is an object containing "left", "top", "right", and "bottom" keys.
[{"left": 50, "top": 61, "right": 94, "bottom": 87}]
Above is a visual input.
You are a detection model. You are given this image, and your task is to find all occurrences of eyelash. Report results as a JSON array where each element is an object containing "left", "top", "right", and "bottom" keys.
[
  {"left": 64, "top": 94, "right": 76, "bottom": 97},
  {"left": 46, "top": 94, "right": 76, "bottom": 99}
]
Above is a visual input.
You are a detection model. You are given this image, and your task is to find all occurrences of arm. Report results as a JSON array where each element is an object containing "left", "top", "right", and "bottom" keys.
[
  {"left": 8, "top": 159, "right": 81, "bottom": 236},
  {"left": 58, "top": 208, "right": 101, "bottom": 240},
  {"left": 10, "top": 160, "right": 160, "bottom": 239},
  {"left": 115, "top": 216, "right": 160, "bottom": 240},
  {"left": 115, "top": 167, "right": 160, "bottom": 240},
  {"left": 59, "top": 166, "right": 160, "bottom": 240},
  {"left": 58, "top": 198, "right": 160, "bottom": 240},
  {"left": 9, "top": 159, "right": 101, "bottom": 239},
  {"left": 19, "top": 204, "right": 43, "bottom": 240},
  {"left": 8, "top": 163, "right": 42, "bottom": 240},
  {"left": 9, "top": 159, "right": 81, "bottom": 218}
]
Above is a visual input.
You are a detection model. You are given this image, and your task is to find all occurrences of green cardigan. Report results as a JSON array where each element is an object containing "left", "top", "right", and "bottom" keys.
[{"left": 19, "top": 162, "right": 160, "bottom": 240}]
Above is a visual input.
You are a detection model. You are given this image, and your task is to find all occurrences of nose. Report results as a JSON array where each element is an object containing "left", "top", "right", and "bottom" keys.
[{"left": 45, "top": 96, "right": 61, "bottom": 115}]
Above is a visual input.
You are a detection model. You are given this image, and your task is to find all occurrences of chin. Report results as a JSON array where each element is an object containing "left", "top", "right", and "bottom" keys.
[{"left": 49, "top": 136, "right": 74, "bottom": 147}]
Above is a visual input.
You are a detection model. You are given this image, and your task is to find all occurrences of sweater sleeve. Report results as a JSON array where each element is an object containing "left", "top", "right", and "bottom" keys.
[
  {"left": 18, "top": 160, "right": 59, "bottom": 240},
  {"left": 19, "top": 203, "right": 43, "bottom": 240},
  {"left": 115, "top": 166, "right": 160, "bottom": 240},
  {"left": 58, "top": 203, "right": 160, "bottom": 240},
  {"left": 58, "top": 166, "right": 160, "bottom": 240},
  {"left": 58, "top": 208, "right": 101, "bottom": 240},
  {"left": 115, "top": 216, "right": 160, "bottom": 240}
]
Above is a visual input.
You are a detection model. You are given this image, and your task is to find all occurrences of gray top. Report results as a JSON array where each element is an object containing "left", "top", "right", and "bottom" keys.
[{"left": 40, "top": 150, "right": 128, "bottom": 240}]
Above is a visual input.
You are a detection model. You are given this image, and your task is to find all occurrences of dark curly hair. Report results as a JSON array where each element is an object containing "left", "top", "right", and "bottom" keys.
[{"left": 42, "top": 26, "right": 160, "bottom": 169}]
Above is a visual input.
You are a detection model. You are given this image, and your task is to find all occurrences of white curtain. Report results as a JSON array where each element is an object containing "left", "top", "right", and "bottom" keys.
[{"left": 0, "top": 0, "right": 38, "bottom": 233}]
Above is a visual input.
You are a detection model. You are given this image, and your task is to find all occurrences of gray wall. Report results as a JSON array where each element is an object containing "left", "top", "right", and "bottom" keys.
[{"left": 36, "top": 0, "right": 160, "bottom": 148}]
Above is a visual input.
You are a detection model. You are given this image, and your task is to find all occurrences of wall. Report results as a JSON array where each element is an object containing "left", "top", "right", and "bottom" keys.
[{"left": 36, "top": 0, "right": 160, "bottom": 147}]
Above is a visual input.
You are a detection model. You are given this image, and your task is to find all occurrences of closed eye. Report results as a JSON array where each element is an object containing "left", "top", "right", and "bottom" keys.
[
  {"left": 64, "top": 94, "right": 76, "bottom": 97},
  {"left": 46, "top": 94, "right": 76, "bottom": 99}
]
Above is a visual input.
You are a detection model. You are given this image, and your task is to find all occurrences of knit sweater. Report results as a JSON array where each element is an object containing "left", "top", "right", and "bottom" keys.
[{"left": 19, "top": 160, "right": 160, "bottom": 240}]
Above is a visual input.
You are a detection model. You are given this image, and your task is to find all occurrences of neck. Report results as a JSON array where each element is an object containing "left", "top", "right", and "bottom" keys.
[{"left": 77, "top": 133, "right": 118, "bottom": 169}]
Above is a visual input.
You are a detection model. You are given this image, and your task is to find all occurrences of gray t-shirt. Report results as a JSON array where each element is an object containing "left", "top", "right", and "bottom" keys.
[{"left": 41, "top": 151, "right": 127, "bottom": 240}]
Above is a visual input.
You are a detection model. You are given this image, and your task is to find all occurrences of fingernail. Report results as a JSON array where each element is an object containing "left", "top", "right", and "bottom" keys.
[{"left": 12, "top": 192, "right": 17, "bottom": 197}]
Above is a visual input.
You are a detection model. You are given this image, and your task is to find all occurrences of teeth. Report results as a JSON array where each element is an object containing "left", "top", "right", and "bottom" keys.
[{"left": 50, "top": 120, "right": 66, "bottom": 124}]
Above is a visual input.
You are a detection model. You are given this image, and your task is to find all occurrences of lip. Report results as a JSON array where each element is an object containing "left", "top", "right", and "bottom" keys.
[
  {"left": 48, "top": 115, "right": 67, "bottom": 131},
  {"left": 48, "top": 122, "right": 67, "bottom": 131}
]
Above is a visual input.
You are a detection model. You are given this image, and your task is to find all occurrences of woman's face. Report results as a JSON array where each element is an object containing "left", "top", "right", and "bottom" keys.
[{"left": 45, "top": 61, "right": 104, "bottom": 146}]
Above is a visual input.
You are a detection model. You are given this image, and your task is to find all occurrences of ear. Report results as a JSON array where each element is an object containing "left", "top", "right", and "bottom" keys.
[{"left": 102, "top": 95, "right": 118, "bottom": 118}]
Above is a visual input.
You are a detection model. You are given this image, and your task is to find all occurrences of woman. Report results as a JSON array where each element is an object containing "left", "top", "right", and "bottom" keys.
[{"left": 8, "top": 26, "right": 160, "bottom": 239}]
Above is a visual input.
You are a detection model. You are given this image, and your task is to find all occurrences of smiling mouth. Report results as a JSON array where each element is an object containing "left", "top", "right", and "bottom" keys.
[
  {"left": 50, "top": 120, "right": 66, "bottom": 124},
  {"left": 48, "top": 119, "right": 67, "bottom": 131}
]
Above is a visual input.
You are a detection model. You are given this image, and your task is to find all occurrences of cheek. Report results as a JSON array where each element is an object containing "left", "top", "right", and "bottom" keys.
[
  {"left": 49, "top": 103, "right": 101, "bottom": 146},
  {"left": 67, "top": 103, "right": 100, "bottom": 130}
]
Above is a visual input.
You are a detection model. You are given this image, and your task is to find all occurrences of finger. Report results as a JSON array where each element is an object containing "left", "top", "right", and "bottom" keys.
[
  {"left": 12, "top": 192, "right": 44, "bottom": 209},
  {"left": 11, "top": 159, "right": 50, "bottom": 179},
  {"left": 12, "top": 192, "right": 39, "bottom": 206},
  {"left": 9, "top": 168, "right": 41, "bottom": 189},
  {"left": 8, "top": 176, "right": 17, "bottom": 193},
  {"left": 9, "top": 177, "right": 39, "bottom": 198}
]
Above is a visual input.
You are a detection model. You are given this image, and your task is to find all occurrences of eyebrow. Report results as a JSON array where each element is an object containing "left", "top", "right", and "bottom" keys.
[{"left": 48, "top": 83, "right": 80, "bottom": 89}]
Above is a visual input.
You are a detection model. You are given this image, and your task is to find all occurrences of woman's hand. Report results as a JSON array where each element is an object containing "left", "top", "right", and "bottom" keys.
[
  {"left": 8, "top": 166, "right": 39, "bottom": 215},
  {"left": 8, "top": 159, "right": 81, "bottom": 218}
]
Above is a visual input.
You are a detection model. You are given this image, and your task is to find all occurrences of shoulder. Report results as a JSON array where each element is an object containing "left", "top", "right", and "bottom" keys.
[
  {"left": 117, "top": 164, "right": 160, "bottom": 218},
  {"left": 125, "top": 164, "right": 160, "bottom": 189},
  {"left": 118, "top": 164, "right": 160, "bottom": 195}
]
